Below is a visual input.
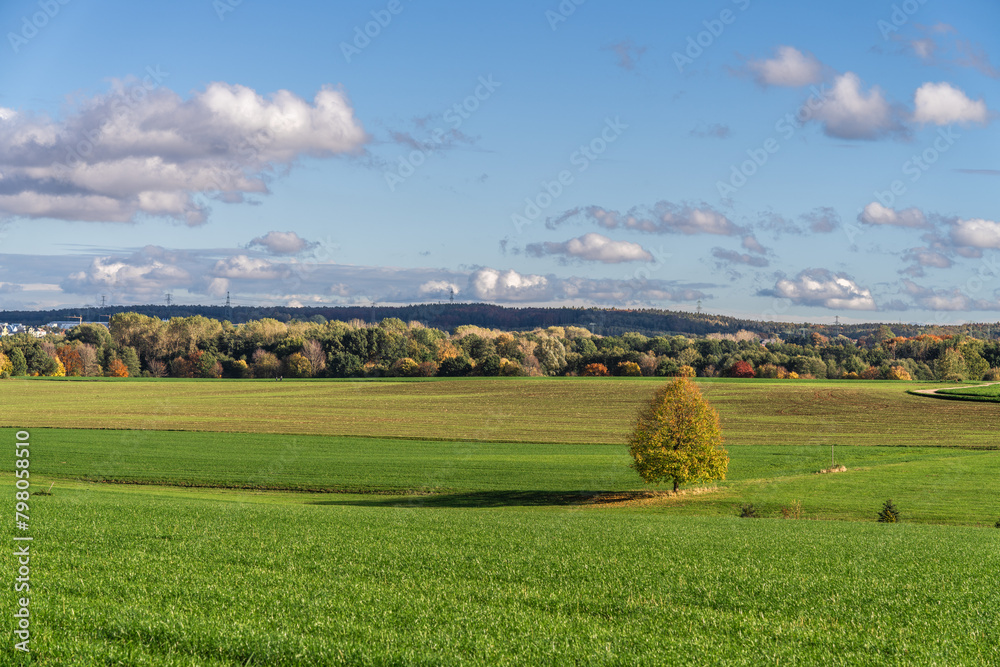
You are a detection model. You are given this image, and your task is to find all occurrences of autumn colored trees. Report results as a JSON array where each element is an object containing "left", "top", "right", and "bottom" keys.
[
  {"left": 6, "top": 311, "right": 1000, "bottom": 382},
  {"left": 627, "top": 377, "right": 729, "bottom": 493}
]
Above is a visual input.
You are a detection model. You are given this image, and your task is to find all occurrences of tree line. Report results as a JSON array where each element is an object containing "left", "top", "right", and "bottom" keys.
[{"left": 0, "top": 315, "right": 996, "bottom": 381}]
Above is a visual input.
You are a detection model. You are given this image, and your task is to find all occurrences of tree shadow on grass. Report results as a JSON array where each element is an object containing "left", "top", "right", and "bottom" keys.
[{"left": 309, "top": 490, "right": 616, "bottom": 508}]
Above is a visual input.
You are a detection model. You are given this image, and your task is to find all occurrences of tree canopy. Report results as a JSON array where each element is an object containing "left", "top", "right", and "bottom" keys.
[{"left": 627, "top": 378, "right": 729, "bottom": 492}]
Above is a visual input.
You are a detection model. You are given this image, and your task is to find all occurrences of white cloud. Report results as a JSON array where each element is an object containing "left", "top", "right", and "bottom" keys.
[
  {"left": 950, "top": 218, "right": 1000, "bottom": 249},
  {"left": 248, "top": 231, "right": 315, "bottom": 255},
  {"left": 526, "top": 233, "right": 652, "bottom": 263},
  {"left": 747, "top": 46, "right": 824, "bottom": 87},
  {"left": 913, "top": 82, "right": 988, "bottom": 125},
  {"left": 418, "top": 280, "right": 460, "bottom": 297},
  {"left": 858, "top": 202, "right": 929, "bottom": 228},
  {"left": 765, "top": 269, "right": 876, "bottom": 310},
  {"left": 811, "top": 73, "right": 899, "bottom": 140},
  {"left": 212, "top": 255, "right": 291, "bottom": 280},
  {"left": 469, "top": 268, "right": 550, "bottom": 302},
  {"left": 61, "top": 246, "right": 192, "bottom": 298},
  {"left": 899, "top": 247, "right": 952, "bottom": 278},
  {"left": 0, "top": 81, "right": 367, "bottom": 224}
]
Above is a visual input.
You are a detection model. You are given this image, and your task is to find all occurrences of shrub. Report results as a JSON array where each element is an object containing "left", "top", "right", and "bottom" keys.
[
  {"left": 251, "top": 349, "right": 281, "bottom": 379},
  {"left": 417, "top": 361, "right": 439, "bottom": 377},
  {"left": 439, "top": 355, "right": 473, "bottom": 377},
  {"left": 739, "top": 503, "right": 760, "bottom": 518},
  {"left": 581, "top": 363, "right": 610, "bottom": 377},
  {"left": 655, "top": 359, "right": 680, "bottom": 377},
  {"left": 756, "top": 363, "right": 780, "bottom": 379},
  {"left": 886, "top": 366, "right": 912, "bottom": 381},
  {"left": 499, "top": 358, "right": 522, "bottom": 376},
  {"left": 390, "top": 357, "right": 419, "bottom": 377},
  {"left": 478, "top": 354, "right": 502, "bottom": 376},
  {"left": 860, "top": 366, "right": 881, "bottom": 380},
  {"left": 284, "top": 352, "right": 313, "bottom": 378},
  {"left": 984, "top": 368, "right": 1000, "bottom": 381},
  {"left": 147, "top": 359, "right": 168, "bottom": 378},
  {"left": 677, "top": 365, "right": 696, "bottom": 378},
  {"left": 107, "top": 359, "right": 129, "bottom": 378},
  {"left": 616, "top": 361, "right": 642, "bottom": 377},
  {"left": 728, "top": 360, "right": 755, "bottom": 378},
  {"left": 877, "top": 499, "right": 900, "bottom": 523},
  {"left": 780, "top": 500, "right": 802, "bottom": 519}
]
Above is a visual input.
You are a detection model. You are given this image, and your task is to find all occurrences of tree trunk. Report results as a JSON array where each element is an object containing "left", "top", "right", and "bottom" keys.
[{"left": 673, "top": 479, "right": 679, "bottom": 493}]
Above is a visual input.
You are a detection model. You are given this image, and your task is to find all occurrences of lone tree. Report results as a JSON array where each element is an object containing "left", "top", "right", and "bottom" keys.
[{"left": 627, "top": 377, "right": 729, "bottom": 492}]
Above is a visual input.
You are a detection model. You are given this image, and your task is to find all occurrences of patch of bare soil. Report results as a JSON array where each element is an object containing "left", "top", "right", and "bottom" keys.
[{"left": 815, "top": 464, "right": 847, "bottom": 474}]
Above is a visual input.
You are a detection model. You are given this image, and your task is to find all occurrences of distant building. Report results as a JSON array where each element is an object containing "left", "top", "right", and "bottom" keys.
[
  {"left": 0, "top": 323, "right": 26, "bottom": 336},
  {"left": 44, "top": 321, "right": 109, "bottom": 331}
]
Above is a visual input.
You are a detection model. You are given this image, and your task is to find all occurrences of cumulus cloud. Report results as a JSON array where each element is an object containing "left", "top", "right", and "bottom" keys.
[
  {"left": 248, "top": 231, "right": 315, "bottom": 255},
  {"left": 0, "top": 81, "right": 367, "bottom": 224},
  {"left": 762, "top": 269, "right": 876, "bottom": 310},
  {"left": 9, "top": 239, "right": 719, "bottom": 308},
  {"left": 913, "top": 82, "right": 989, "bottom": 125},
  {"left": 62, "top": 246, "right": 193, "bottom": 298},
  {"left": 900, "top": 247, "right": 952, "bottom": 277},
  {"left": 212, "top": 255, "right": 291, "bottom": 281},
  {"left": 469, "top": 268, "right": 550, "bottom": 302},
  {"left": 466, "top": 267, "right": 708, "bottom": 306},
  {"left": 418, "top": 280, "right": 460, "bottom": 297},
  {"left": 551, "top": 202, "right": 741, "bottom": 236},
  {"left": 526, "top": 233, "right": 652, "bottom": 264},
  {"left": 949, "top": 218, "right": 1000, "bottom": 249},
  {"left": 858, "top": 202, "right": 929, "bottom": 228},
  {"left": 747, "top": 46, "right": 824, "bottom": 87},
  {"left": 902, "top": 280, "right": 975, "bottom": 311},
  {"left": 810, "top": 73, "right": 901, "bottom": 140}
]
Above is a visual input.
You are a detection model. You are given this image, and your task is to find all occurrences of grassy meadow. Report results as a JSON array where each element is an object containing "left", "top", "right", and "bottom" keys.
[
  {"left": 1, "top": 376, "right": 996, "bottom": 447},
  {"left": 3, "top": 377, "right": 999, "bottom": 664}
]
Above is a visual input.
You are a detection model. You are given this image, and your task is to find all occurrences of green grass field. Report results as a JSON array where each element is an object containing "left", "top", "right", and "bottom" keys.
[
  {"left": 4, "top": 483, "right": 1000, "bottom": 665},
  {"left": 3, "top": 377, "right": 999, "bottom": 664},
  {"left": 1, "top": 376, "right": 996, "bottom": 447},
  {"left": 934, "top": 383, "right": 1000, "bottom": 402}
]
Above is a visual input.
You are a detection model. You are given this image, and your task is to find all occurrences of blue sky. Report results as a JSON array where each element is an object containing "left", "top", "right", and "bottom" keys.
[{"left": 0, "top": 0, "right": 997, "bottom": 324}]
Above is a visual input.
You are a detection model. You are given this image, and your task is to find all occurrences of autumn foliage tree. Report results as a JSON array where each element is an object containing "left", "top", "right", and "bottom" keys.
[
  {"left": 581, "top": 363, "right": 609, "bottom": 376},
  {"left": 728, "top": 360, "right": 755, "bottom": 378},
  {"left": 107, "top": 359, "right": 129, "bottom": 377},
  {"left": 627, "top": 377, "right": 729, "bottom": 493}
]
